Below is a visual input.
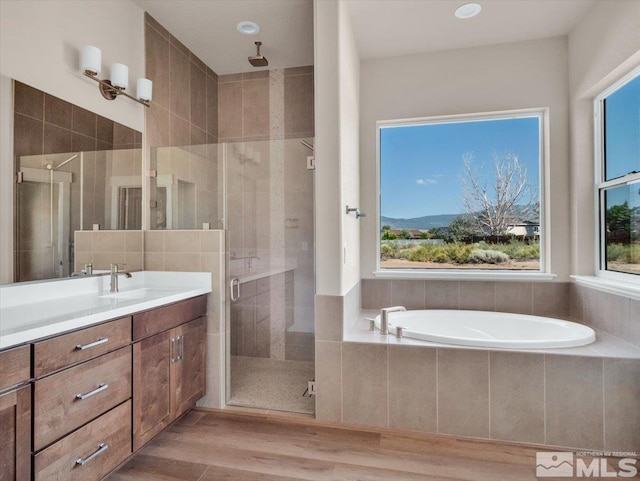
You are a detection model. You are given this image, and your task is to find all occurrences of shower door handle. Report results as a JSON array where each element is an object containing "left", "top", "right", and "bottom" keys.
[{"left": 230, "top": 278, "right": 240, "bottom": 302}]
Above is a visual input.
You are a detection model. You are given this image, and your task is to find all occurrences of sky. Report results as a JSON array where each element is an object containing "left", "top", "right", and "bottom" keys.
[
  {"left": 605, "top": 73, "right": 640, "bottom": 182},
  {"left": 380, "top": 116, "right": 540, "bottom": 219},
  {"left": 603, "top": 73, "right": 640, "bottom": 210}
]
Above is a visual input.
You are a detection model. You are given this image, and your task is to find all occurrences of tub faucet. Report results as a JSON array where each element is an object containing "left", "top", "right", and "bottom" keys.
[
  {"left": 380, "top": 306, "right": 406, "bottom": 335},
  {"left": 110, "top": 264, "right": 132, "bottom": 293}
]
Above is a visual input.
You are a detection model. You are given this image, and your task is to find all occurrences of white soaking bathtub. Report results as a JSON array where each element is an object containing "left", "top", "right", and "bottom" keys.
[{"left": 374, "top": 310, "right": 596, "bottom": 349}]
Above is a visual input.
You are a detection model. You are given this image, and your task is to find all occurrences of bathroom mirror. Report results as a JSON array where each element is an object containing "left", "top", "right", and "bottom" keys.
[{"left": 11, "top": 80, "right": 143, "bottom": 282}]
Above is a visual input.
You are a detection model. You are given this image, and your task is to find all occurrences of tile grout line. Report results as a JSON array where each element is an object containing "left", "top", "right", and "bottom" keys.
[
  {"left": 543, "top": 354, "right": 546, "bottom": 445},
  {"left": 386, "top": 342, "right": 390, "bottom": 428},
  {"left": 340, "top": 341, "right": 344, "bottom": 423},
  {"left": 487, "top": 350, "right": 491, "bottom": 439},
  {"left": 436, "top": 348, "right": 439, "bottom": 434},
  {"left": 601, "top": 357, "right": 605, "bottom": 451}
]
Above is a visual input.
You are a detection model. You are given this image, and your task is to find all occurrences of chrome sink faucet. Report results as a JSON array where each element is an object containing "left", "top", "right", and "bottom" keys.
[
  {"left": 380, "top": 306, "right": 406, "bottom": 335},
  {"left": 110, "top": 264, "right": 132, "bottom": 293}
]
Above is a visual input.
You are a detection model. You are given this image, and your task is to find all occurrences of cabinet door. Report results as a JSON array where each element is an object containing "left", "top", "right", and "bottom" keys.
[
  {"left": 132, "top": 331, "right": 173, "bottom": 451},
  {"left": 0, "top": 385, "right": 31, "bottom": 481},
  {"left": 174, "top": 317, "right": 206, "bottom": 417}
]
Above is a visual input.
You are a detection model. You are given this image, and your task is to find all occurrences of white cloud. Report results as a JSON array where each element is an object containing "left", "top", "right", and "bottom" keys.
[{"left": 416, "top": 178, "right": 437, "bottom": 185}]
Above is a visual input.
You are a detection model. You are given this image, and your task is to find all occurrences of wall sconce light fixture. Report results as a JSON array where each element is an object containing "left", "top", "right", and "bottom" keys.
[{"left": 81, "top": 45, "right": 152, "bottom": 107}]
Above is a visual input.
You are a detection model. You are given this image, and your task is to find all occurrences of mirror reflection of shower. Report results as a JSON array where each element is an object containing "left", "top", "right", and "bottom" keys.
[
  {"left": 16, "top": 147, "right": 143, "bottom": 281},
  {"left": 45, "top": 154, "right": 80, "bottom": 278}
]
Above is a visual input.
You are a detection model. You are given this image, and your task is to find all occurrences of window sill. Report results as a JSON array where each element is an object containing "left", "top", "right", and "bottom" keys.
[
  {"left": 373, "top": 270, "right": 557, "bottom": 281},
  {"left": 571, "top": 275, "right": 640, "bottom": 301}
]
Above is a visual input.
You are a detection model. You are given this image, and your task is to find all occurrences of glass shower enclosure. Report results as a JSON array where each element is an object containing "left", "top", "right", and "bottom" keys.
[{"left": 224, "top": 138, "right": 315, "bottom": 415}]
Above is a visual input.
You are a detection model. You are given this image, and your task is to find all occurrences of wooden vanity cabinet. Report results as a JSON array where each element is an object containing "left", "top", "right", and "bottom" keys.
[
  {"left": 0, "top": 294, "right": 207, "bottom": 480},
  {"left": 31, "top": 322, "right": 133, "bottom": 481},
  {"left": 132, "top": 296, "right": 207, "bottom": 451},
  {"left": 0, "top": 345, "right": 32, "bottom": 481},
  {"left": 173, "top": 317, "right": 206, "bottom": 416}
]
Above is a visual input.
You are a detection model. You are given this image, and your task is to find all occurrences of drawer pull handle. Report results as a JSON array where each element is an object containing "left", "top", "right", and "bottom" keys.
[
  {"left": 75, "top": 338, "right": 109, "bottom": 350},
  {"left": 75, "top": 383, "right": 108, "bottom": 400},
  {"left": 76, "top": 443, "right": 109, "bottom": 466}
]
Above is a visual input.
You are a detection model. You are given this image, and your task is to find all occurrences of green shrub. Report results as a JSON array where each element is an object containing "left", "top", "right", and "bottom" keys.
[
  {"left": 469, "top": 249, "right": 510, "bottom": 264},
  {"left": 445, "top": 243, "right": 473, "bottom": 263},
  {"left": 380, "top": 243, "right": 397, "bottom": 260},
  {"left": 607, "top": 243, "right": 640, "bottom": 263},
  {"left": 409, "top": 246, "right": 428, "bottom": 262}
]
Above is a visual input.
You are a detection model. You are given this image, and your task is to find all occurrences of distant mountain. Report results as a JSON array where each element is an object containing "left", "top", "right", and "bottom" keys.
[
  {"left": 381, "top": 206, "right": 539, "bottom": 230},
  {"left": 380, "top": 214, "right": 459, "bottom": 230}
]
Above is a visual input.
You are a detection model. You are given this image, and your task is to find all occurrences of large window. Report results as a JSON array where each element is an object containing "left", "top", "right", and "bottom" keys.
[
  {"left": 378, "top": 110, "right": 543, "bottom": 271},
  {"left": 595, "top": 70, "right": 640, "bottom": 279}
]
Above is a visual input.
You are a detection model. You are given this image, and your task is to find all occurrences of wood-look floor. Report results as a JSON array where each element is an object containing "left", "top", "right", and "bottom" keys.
[{"left": 106, "top": 409, "right": 566, "bottom": 481}]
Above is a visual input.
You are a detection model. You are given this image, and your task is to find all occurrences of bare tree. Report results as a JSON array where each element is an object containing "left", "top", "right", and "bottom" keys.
[{"left": 459, "top": 152, "right": 537, "bottom": 236}]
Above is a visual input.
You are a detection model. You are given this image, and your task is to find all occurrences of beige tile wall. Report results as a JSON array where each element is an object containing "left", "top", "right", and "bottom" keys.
[
  {"left": 315, "top": 279, "right": 640, "bottom": 451},
  {"left": 570, "top": 283, "right": 639, "bottom": 347},
  {"left": 74, "top": 230, "right": 143, "bottom": 272},
  {"left": 218, "top": 67, "right": 313, "bottom": 143},
  {"left": 316, "top": 338, "right": 640, "bottom": 451},
  {"left": 145, "top": 14, "right": 220, "bottom": 231}
]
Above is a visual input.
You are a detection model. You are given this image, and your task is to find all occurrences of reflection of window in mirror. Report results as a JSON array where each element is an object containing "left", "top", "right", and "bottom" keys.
[
  {"left": 118, "top": 187, "right": 143, "bottom": 230},
  {"left": 154, "top": 187, "right": 167, "bottom": 229},
  {"left": 11, "top": 80, "right": 143, "bottom": 282}
]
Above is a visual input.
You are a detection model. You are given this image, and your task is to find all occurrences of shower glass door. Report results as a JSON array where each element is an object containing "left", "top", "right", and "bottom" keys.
[{"left": 224, "top": 138, "right": 315, "bottom": 414}]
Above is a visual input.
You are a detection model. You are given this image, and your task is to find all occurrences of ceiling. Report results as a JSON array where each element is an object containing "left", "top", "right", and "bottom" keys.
[
  {"left": 133, "top": 0, "right": 314, "bottom": 75},
  {"left": 133, "top": 0, "right": 596, "bottom": 75},
  {"left": 346, "top": 0, "right": 596, "bottom": 59}
]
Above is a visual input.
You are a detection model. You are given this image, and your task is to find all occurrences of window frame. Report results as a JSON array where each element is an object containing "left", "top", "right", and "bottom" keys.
[
  {"left": 375, "top": 108, "right": 551, "bottom": 280},
  {"left": 593, "top": 66, "right": 640, "bottom": 283}
]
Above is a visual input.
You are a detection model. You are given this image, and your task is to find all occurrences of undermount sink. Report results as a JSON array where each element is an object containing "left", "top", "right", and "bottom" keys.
[{"left": 99, "top": 288, "right": 155, "bottom": 300}]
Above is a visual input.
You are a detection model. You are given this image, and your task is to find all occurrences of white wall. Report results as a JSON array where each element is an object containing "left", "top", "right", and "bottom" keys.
[
  {"left": 0, "top": 0, "right": 145, "bottom": 132},
  {"left": 568, "top": 0, "right": 640, "bottom": 275},
  {"left": 314, "top": 0, "right": 342, "bottom": 296},
  {"left": 314, "top": 0, "right": 361, "bottom": 295},
  {"left": 359, "top": 37, "right": 571, "bottom": 281},
  {"left": 338, "top": 1, "right": 361, "bottom": 292}
]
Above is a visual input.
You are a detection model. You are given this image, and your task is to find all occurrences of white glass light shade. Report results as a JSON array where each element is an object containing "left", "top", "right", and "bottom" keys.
[
  {"left": 110, "top": 63, "right": 129, "bottom": 89},
  {"left": 136, "top": 78, "right": 153, "bottom": 101},
  {"left": 81, "top": 45, "right": 102, "bottom": 75}
]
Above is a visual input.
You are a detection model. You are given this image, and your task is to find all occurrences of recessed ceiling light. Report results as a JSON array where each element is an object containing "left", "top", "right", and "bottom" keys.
[
  {"left": 237, "top": 21, "right": 260, "bottom": 35},
  {"left": 455, "top": 3, "right": 482, "bottom": 19}
]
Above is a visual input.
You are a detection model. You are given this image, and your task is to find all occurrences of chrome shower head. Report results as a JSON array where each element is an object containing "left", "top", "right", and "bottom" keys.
[{"left": 248, "top": 41, "right": 268, "bottom": 67}]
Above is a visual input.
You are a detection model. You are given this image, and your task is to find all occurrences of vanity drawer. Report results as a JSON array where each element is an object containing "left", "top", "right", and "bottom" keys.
[
  {"left": 34, "top": 316, "right": 131, "bottom": 377},
  {"left": 34, "top": 346, "right": 132, "bottom": 451},
  {"left": 34, "top": 400, "right": 131, "bottom": 481},
  {"left": 133, "top": 295, "right": 207, "bottom": 341},
  {"left": 0, "top": 344, "right": 30, "bottom": 392}
]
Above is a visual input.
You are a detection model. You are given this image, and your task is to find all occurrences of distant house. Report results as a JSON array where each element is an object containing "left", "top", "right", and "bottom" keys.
[
  {"left": 432, "top": 227, "right": 450, "bottom": 238},
  {"left": 506, "top": 220, "right": 539, "bottom": 237}
]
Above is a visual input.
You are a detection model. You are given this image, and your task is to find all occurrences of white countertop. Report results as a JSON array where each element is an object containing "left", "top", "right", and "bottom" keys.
[{"left": 0, "top": 272, "right": 211, "bottom": 349}]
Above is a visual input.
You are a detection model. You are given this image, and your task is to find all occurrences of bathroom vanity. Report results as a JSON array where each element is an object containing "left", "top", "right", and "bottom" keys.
[{"left": 0, "top": 272, "right": 211, "bottom": 481}]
